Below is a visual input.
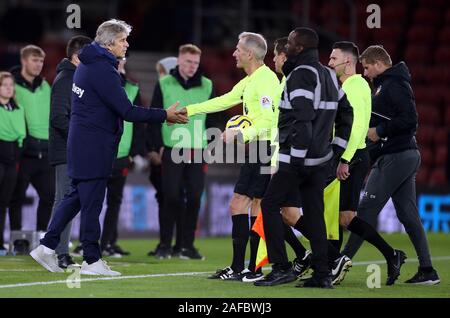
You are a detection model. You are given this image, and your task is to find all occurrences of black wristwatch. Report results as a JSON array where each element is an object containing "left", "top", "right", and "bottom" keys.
[{"left": 340, "top": 158, "right": 350, "bottom": 164}]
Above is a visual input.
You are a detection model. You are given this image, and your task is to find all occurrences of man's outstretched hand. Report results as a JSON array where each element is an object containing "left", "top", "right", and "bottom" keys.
[
  {"left": 166, "top": 102, "right": 188, "bottom": 124},
  {"left": 175, "top": 107, "right": 188, "bottom": 116}
]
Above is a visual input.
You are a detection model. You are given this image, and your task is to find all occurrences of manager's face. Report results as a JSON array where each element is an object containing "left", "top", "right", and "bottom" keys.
[{"left": 108, "top": 32, "right": 129, "bottom": 59}]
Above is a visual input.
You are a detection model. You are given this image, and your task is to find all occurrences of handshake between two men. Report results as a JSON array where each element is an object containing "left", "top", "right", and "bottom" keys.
[
  {"left": 165, "top": 101, "right": 189, "bottom": 125},
  {"left": 165, "top": 102, "right": 240, "bottom": 143}
]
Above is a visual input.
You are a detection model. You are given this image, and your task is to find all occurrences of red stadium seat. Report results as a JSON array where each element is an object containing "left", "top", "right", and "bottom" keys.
[
  {"left": 416, "top": 125, "right": 435, "bottom": 146},
  {"left": 372, "top": 25, "right": 403, "bottom": 42},
  {"left": 413, "top": 85, "right": 442, "bottom": 104},
  {"left": 434, "top": 47, "right": 450, "bottom": 64},
  {"left": 445, "top": 106, "right": 450, "bottom": 125},
  {"left": 424, "top": 67, "right": 450, "bottom": 86},
  {"left": 416, "top": 104, "right": 440, "bottom": 125},
  {"left": 416, "top": 165, "right": 430, "bottom": 185},
  {"left": 405, "top": 45, "right": 429, "bottom": 65},
  {"left": 439, "top": 27, "right": 450, "bottom": 44},
  {"left": 434, "top": 145, "right": 448, "bottom": 166},
  {"left": 407, "top": 26, "right": 436, "bottom": 45},
  {"left": 418, "top": 0, "right": 446, "bottom": 7},
  {"left": 408, "top": 64, "right": 428, "bottom": 84},
  {"left": 433, "top": 127, "right": 449, "bottom": 146},
  {"left": 445, "top": 8, "right": 450, "bottom": 23},
  {"left": 419, "top": 146, "right": 434, "bottom": 166},
  {"left": 412, "top": 7, "right": 441, "bottom": 26},
  {"left": 382, "top": 3, "right": 407, "bottom": 23},
  {"left": 428, "top": 168, "right": 448, "bottom": 187}
]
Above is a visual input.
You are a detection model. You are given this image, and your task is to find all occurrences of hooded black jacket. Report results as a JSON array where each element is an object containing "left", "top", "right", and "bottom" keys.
[
  {"left": 49, "top": 58, "right": 76, "bottom": 166},
  {"left": 370, "top": 62, "right": 418, "bottom": 159},
  {"left": 278, "top": 48, "right": 353, "bottom": 168}
]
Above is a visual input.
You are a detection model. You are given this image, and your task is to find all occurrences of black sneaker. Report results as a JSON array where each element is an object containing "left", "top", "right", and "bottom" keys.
[
  {"left": 102, "top": 245, "right": 122, "bottom": 258},
  {"left": 172, "top": 246, "right": 182, "bottom": 257},
  {"left": 297, "top": 274, "right": 333, "bottom": 289},
  {"left": 179, "top": 247, "right": 205, "bottom": 260},
  {"left": 253, "top": 266, "right": 297, "bottom": 287},
  {"left": 57, "top": 254, "right": 80, "bottom": 269},
  {"left": 331, "top": 255, "right": 352, "bottom": 285},
  {"left": 208, "top": 267, "right": 243, "bottom": 280},
  {"left": 155, "top": 245, "right": 172, "bottom": 259},
  {"left": 405, "top": 268, "right": 440, "bottom": 285},
  {"left": 386, "top": 249, "right": 407, "bottom": 286},
  {"left": 111, "top": 244, "right": 130, "bottom": 256},
  {"left": 241, "top": 270, "right": 264, "bottom": 283},
  {"left": 71, "top": 245, "right": 83, "bottom": 257},
  {"left": 292, "top": 250, "right": 312, "bottom": 278},
  {"left": 147, "top": 244, "right": 162, "bottom": 256}
]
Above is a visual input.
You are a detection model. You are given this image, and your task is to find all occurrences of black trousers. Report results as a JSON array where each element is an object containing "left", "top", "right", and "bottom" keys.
[
  {"left": 149, "top": 163, "right": 183, "bottom": 248},
  {"left": 0, "top": 162, "right": 19, "bottom": 246},
  {"left": 9, "top": 156, "right": 55, "bottom": 231},
  {"left": 100, "top": 166, "right": 128, "bottom": 249},
  {"left": 160, "top": 148, "right": 205, "bottom": 249},
  {"left": 261, "top": 163, "right": 330, "bottom": 276}
]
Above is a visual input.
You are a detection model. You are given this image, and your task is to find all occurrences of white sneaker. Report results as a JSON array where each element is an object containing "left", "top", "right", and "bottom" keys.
[
  {"left": 30, "top": 245, "right": 64, "bottom": 273},
  {"left": 80, "top": 259, "right": 121, "bottom": 276}
]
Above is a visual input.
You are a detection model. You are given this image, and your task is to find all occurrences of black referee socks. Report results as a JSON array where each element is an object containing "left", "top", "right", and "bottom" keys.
[
  {"left": 231, "top": 214, "right": 249, "bottom": 273},
  {"left": 347, "top": 216, "right": 395, "bottom": 260}
]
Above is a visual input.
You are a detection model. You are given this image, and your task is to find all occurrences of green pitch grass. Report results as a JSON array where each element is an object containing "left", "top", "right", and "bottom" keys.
[{"left": 0, "top": 233, "right": 448, "bottom": 298}]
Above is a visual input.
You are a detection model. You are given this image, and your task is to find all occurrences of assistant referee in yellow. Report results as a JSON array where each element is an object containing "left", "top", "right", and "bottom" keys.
[{"left": 328, "top": 41, "right": 405, "bottom": 286}]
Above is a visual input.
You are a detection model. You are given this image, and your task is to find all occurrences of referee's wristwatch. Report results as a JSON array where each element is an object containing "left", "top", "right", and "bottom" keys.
[{"left": 340, "top": 158, "right": 350, "bottom": 164}]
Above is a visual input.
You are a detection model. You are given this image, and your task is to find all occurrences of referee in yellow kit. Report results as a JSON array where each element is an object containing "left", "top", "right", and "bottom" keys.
[{"left": 178, "top": 32, "right": 279, "bottom": 282}]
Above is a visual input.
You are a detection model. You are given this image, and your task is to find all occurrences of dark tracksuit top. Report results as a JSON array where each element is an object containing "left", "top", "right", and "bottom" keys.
[
  {"left": 49, "top": 58, "right": 76, "bottom": 166},
  {"left": 369, "top": 62, "right": 418, "bottom": 161}
]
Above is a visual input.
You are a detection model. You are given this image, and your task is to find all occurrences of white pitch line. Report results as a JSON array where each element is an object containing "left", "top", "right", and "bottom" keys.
[{"left": 0, "top": 256, "right": 449, "bottom": 289}]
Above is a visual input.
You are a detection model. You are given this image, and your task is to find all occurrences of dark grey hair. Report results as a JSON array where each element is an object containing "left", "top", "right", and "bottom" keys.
[
  {"left": 95, "top": 19, "right": 132, "bottom": 47},
  {"left": 238, "top": 32, "right": 267, "bottom": 61}
]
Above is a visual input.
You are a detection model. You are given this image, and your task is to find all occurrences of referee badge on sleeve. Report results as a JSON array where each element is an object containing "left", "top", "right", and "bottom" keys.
[{"left": 260, "top": 96, "right": 272, "bottom": 109}]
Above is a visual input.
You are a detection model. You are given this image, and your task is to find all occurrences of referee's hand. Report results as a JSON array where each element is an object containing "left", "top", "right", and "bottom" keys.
[{"left": 336, "top": 162, "right": 350, "bottom": 180}]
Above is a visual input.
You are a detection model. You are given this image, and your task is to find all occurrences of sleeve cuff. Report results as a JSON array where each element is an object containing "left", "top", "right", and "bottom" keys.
[
  {"left": 186, "top": 106, "right": 196, "bottom": 117},
  {"left": 376, "top": 124, "right": 386, "bottom": 138}
]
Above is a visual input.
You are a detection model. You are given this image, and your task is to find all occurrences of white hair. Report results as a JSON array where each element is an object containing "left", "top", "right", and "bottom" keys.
[
  {"left": 95, "top": 19, "right": 132, "bottom": 47},
  {"left": 238, "top": 32, "right": 267, "bottom": 61}
]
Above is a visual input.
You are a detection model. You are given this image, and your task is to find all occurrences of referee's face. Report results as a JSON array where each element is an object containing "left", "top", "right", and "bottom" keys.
[
  {"left": 328, "top": 49, "right": 347, "bottom": 77},
  {"left": 233, "top": 40, "right": 251, "bottom": 69}
]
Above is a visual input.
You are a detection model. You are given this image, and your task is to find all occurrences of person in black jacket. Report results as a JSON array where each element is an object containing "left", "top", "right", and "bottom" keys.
[
  {"left": 48, "top": 35, "right": 92, "bottom": 269},
  {"left": 342, "top": 45, "right": 440, "bottom": 285},
  {"left": 254, "top": 27, "right": 353, "bottom": 288}
]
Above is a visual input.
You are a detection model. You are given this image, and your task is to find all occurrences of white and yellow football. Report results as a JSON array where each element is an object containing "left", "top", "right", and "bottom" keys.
[{"left": 225, "top": 115, "right": 253, "bottom": 131}]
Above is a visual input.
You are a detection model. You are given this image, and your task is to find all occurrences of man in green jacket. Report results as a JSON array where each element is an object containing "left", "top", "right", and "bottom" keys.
[
  {"left": 147, "top": 44, "right": 214, "bottom": 260},
  {"left": 9, "top": 45, "right": 54, "bottom": 234}
]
